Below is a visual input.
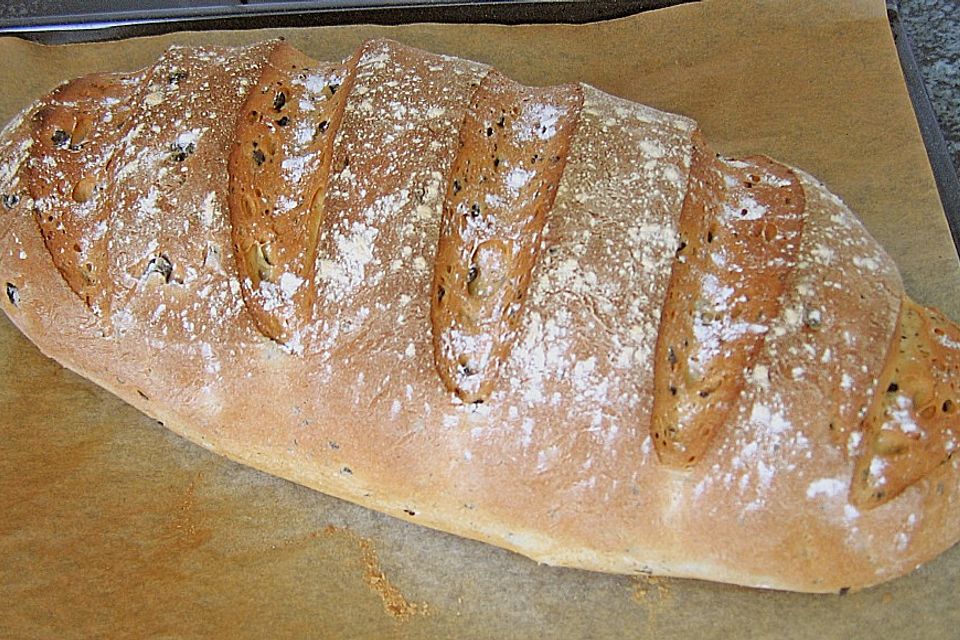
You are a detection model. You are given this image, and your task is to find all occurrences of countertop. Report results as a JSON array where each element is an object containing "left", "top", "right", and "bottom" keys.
[{"left": 901, "top": 0, "right": 960, "bottom": 179}]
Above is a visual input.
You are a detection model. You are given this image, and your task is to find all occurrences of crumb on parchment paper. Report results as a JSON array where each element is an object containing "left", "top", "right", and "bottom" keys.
[{"left": 321, "top": 525, "right": 429, "bottom": 621}]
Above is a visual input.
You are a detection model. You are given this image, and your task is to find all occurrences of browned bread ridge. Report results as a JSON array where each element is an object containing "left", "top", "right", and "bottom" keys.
[
  {"left": 227, "top": 42, "right": 355, "bottom": 343},
  {"left": 1, "top": 38, "right": 960, "bottom": 593},
  {"left": 651, "top": 134, "right": 805, "bottom": 467},
  {"left": 25, "top": 70, "right": 145, "bottom": 314},
  {"left": 853, "top": 299, "right": 960, "bottom": 508},
  {"left": 431, "top": 71, "right": 583, "bottom": 402}
]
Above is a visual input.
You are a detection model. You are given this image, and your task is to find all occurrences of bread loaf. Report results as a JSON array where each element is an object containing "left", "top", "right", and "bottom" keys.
[{"left": 1, "top": 38, "right": 959, "bottom": 593}]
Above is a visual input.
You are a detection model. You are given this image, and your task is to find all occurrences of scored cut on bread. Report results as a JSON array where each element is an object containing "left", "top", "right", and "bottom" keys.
[
  {"left": 651, "top": 134, "right": 806, "bottom": 467},
  {"left": 853, "top": 300, "right": 960, "bottom": 508},
  {"left": 1, "top": 38, "right": 959, "bottom": 593},
  {"left": 431, "top": 70, "right": 583, "bottom": 403},
  {"left": 26, "top": 69, "right": 147, "bottom": 313},
  {"left": 228, "top": 42, "right": 355, "bottom": 344}
]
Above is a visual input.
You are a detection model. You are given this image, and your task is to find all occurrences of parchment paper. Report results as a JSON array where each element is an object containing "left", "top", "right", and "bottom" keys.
[{"left": 2, "top": 1, "right": 959, "bottom": 638}]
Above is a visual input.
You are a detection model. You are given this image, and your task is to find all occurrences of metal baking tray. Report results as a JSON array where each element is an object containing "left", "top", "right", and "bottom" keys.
[
  {"left": 0, "top": 0, "right": 956, "bottom": 257},
  {"left": 0, "top": 1, "right": 693, "bottom": 37}
]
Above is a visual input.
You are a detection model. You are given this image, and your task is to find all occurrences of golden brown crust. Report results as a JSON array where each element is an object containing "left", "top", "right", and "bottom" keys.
[
  {"left": 651, "top": 134, "right": 805, "bottom": 467},
  {"left": 227, "top": 42, "right": 355, "bottom": 343},
  {"left": 431, "top": 71, "right": 583, "bottom": 402},
  {"left": 0, "top": 39, "right": 958, "bottom": 594}
]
